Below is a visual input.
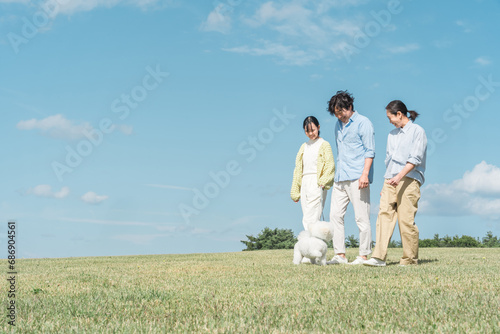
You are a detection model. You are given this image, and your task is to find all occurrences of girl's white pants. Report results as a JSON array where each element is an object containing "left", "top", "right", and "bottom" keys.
[{"left": 300, "top": 174, "right": 327, "bottom": 231}]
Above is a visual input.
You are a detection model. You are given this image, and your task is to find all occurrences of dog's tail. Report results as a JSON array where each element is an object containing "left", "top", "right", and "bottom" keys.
[{"left": 297, "top": 230, "right": 311, "bottom": 240}]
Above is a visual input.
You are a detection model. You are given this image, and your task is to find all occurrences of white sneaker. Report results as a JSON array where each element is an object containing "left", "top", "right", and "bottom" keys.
[
  {"left": 363, "top": 258, "right": 386, "bottom": 267},
  {"left": 301, "top": 257, "right": 311, "bottom": 264},
  {"left": 326, "top": 255, "right": 348, "bottom": 265},
  {"left": 349, "top": 256, "right": 366, "bottom": 265}
]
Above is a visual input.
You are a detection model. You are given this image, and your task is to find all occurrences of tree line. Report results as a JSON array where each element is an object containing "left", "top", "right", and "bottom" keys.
[{"left": 241, "top": 228, "right": 500, "bottom": 251}]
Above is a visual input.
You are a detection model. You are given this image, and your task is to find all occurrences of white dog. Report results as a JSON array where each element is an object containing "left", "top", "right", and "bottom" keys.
[
  {"left": 293, "top": 230, "right": 328, "bottom": 265},
  {"left": 308, "top": 220, "right": 334, "bottom": 242},
  {"left": 293, "top": 221, "right": 334, "bottom": 266}
]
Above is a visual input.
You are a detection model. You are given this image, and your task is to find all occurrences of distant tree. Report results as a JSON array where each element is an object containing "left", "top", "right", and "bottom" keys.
[
  {"left": 345, "top": 235, "right": 359, "bottom": 248},
  {"left": 482, "top": 231, "right": 500, "bottom": 248},
  {"left": 419, "top": 238, "right": 437, "bottom": 247},
  {"left": 388, "top": 239, "right": 402, "bottom": 248},
  {"left": 419, "top": 234, "right": 440, "bottom": 247},
  {"left": 420, "top": 232, "right": 499, "bottom": 248},
  {"left": 441, "top": 235, "right": 452, "bottom": 247},
  {"left": 241, "top": 230, "right": 500, "bottom": 251},
  {"left": 241, "top": 227, "right": 297, "bottom": 251},
  {"left": 450, "top": 235, "right": 480, "bottom": 247}
]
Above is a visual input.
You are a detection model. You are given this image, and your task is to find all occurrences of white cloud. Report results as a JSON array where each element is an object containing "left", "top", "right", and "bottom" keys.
[
  {"left": 388, "top": 43, "right": 420, "bottom": 54},
  {"left": 117, "top": 124, "right": 134, "bottom": 135},
  {"left": 456, "top": 20, "right": 472, "bottom": 33},
  {"left": 1, "top": 0, "right": 171, "bottom": 17},
  {"left": 144, "top": 184, "right": 193, "bottom": 191},
  {"left": 217, "top": 1, "right": 394, "bottom": 65},
  {"left": 52, "top": 0, "right": 167, "bottom": 15},
  {"left": 247, "top": 0, "right": 367, "bottom": 25},
  {"left": 309, "top": 74, "right": 323, "bottom": 80},
  {"left": 224, "top": 40, "right": 324, "bottom": 66},
  {"left": 420, "top": 161, "right": 500, "bottom": 220},
  {"left": 315, "top": 0, "right": 368, "bottom": 12},
  {"left": 244, "top": 3, "right": 360, "bottom": 42},
  {"left": 17, "top": 114, "right": 132, "bottom": 139},
  {"left": 27, "top": 185, "right": 70, "bottom": 199},
  {"left": 17, "top": 114, "right": 92, "bottom": 140},
  {"left": 245, "top": 2, "right": 312, "bottom": 27},
  {"left": 433, "top": 40, "right": 452, "bottom": 49},
  {"left": 200, "top": 4, "right": 232, "bottom": 34},
  {"left": 81, "top": 191, "right": 109, "bottom": 205},
  {"left": 452, "top": 161, "right": 500, "bottom": 196},
  {"left": 475, "top": 57, "right": 491, "bottom": 66}
]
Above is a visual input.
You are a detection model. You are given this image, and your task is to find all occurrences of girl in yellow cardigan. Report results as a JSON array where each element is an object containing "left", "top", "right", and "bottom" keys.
[{"left": 291, "top": 116, "right": 335, "bottom": 231}]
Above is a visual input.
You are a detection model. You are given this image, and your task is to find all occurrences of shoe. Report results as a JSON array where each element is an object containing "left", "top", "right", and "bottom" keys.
[
  {"left": 363, "top": 258, "right": 386, "bottom": 267},
  {"left": 301, "top": 257, "right": 311, "bottom": 264},
  {"left": 326, "top": 255, "right": 348, "bottom": 265},
  {"left": 349, "top": 256, "right": 366, "bottom": 265}
]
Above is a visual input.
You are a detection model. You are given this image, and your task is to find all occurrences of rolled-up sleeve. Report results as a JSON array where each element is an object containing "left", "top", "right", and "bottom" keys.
[
  {"left": 360, "top": 120, "right": 375, "bottom": 159},
  {"left": 407, "top": 128, "right": 427, "bottom": 167}
]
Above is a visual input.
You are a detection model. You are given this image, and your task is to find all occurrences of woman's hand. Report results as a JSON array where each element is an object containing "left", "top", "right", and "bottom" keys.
[
  {"left": 387, "top": 163, "right": 415, "bottom": 187},
  {"left": 386, "top": 175, "right": 402, "bottom": 187}
]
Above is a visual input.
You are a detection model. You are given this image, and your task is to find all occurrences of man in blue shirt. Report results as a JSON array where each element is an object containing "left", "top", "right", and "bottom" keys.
[{"left": 326, "top": 91, "right": 375, "bottom": 265}]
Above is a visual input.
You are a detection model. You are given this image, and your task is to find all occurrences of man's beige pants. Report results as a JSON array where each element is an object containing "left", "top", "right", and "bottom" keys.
[{"left": 372, "top": 177, "right": 421, "bottom": 265}]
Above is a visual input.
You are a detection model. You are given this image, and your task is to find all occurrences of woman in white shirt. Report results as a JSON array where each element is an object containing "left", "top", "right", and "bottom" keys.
[
  {"left": 364, "top": 100, "right": 427, "bottom": 267},
  {"left": 291, "top": 116, "right": 335, "bottom": 231}
]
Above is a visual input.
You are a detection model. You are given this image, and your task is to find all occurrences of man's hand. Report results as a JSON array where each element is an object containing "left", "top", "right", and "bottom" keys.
[{"left": 358, "top": 174, "right": 369, "bottom": 189}]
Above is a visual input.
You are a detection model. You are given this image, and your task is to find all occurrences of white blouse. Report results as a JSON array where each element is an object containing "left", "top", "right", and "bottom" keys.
[{"left": 302, "top": 137, "right": 324, "bottom": 176}]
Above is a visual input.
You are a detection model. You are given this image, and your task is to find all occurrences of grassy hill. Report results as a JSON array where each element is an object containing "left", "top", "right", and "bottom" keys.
[{"left": 3, "top": 248, "right": 499, "bottom": 333}]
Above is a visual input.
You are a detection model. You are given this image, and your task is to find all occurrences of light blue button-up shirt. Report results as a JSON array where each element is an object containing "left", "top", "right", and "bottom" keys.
[
  {"left": 384, "top": 120, "right": 427, "bottom": 185},
  {"left": 334, "top": 111, "right": 375, "bottom": 183}
]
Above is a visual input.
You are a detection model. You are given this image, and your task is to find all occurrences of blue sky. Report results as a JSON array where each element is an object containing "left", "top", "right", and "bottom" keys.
[{"left": 1, "top": 0, "right": 500, "bottom": 258}]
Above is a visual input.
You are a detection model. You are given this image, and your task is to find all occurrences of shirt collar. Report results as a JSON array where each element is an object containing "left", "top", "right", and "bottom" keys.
[
  {"left": 400, "top": 120, "right": 414, "bottom": 133},
  {"left": 349, "top": 110, "right": 359, "bottom": 123},
  {"left": 338, "top": 110, "right": 358, "bottom": 127}
]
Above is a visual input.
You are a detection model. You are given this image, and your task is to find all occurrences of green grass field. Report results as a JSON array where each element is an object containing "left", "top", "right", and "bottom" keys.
[{"left": 3, "top": 248, "right": 499, "bottom": 333}]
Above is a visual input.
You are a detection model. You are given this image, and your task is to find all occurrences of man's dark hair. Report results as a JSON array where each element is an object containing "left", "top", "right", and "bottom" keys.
[{"left": 327, "top": 90, "right": 354, "bottom": 115}]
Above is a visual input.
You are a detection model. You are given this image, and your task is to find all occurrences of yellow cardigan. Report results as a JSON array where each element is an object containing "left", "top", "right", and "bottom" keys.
[{"left": 290, "top": 140, "right": 335, "bottom": 202}]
